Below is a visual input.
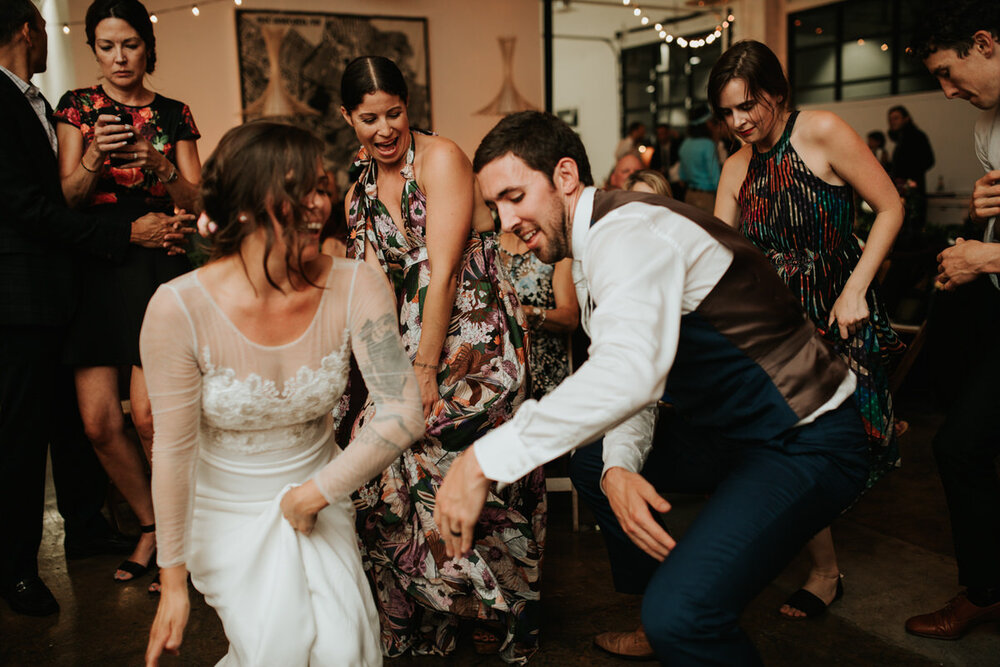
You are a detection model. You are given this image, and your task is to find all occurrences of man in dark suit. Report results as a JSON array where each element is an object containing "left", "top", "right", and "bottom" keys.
[{"left": 0, "top": 0, "right": 191, "bottom": 616}]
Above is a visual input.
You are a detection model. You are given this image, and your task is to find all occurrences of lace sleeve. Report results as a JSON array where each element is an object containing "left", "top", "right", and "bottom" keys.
[
  {"left": 139, "top": 285, "right": 202, "bottom": 568},
  {"left": 312, "top": 263, "right": 424, "bottom": 502}
]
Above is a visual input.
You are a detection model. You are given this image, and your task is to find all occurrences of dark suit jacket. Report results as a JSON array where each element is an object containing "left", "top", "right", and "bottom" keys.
[{"left": 0, "top": 72, "right": 131, "bottom": 327}]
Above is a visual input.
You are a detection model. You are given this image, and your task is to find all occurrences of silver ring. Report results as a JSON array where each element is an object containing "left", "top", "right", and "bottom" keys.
[{"left": 450, "top": 530, "right": 461, "bottom": 537}]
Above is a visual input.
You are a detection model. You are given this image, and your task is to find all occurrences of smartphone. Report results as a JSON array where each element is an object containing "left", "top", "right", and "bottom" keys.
[{"left": 99, "top": 104, "right": 136, "bottom": 168}]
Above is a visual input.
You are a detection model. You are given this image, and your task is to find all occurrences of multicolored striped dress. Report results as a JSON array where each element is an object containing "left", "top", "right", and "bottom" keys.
[
  {"left": 347, "top": 132, "right": 544, "bottom": 664},
  {"left": 737, "top": 111, "right": 902, "bottom": 487}
]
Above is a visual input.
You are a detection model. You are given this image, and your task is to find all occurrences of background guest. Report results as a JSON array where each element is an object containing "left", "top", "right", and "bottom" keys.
[
  {"left": 888, "top": 105, "right": 935, "bottom": 238},
  {"left": 0, "top": 0, "right": 186, "bottom": 617},
  {"left": 53, "top": 0, "right": 201, "bottom": 588},
  {"left": 340, "top": 56, "right": 542, "bottom": 663},
  {"left": 867, "top": 130, "right": 891, "bottom": 171},
  {"left": 678, "top": 104, "right": 722, "bottom": 214},
  {"left": 499, "top": 232, "right": 578, "bottom": 400},
  {"left": 624, "top": 169, "right": 673, "bottom": 198},
  {"left": 604, "top": 152, "right": 642, "bottom": 190},
  {"left": 614, "top": 120, "right": 646, "bottom": 160}
]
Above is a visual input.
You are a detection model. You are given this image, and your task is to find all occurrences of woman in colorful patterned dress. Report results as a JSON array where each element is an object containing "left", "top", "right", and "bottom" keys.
[
  {"left": 711, "top": 41, "right": 904, "bottom": 619},
  {"left": 499, "top": 235, "right": 577, "bottom": 400},
  {"left": 339, "top": 57, "right": 542, "bottom": 663},
  {"left": 53, "top": 0, "right": 199, "bottom": 588}
]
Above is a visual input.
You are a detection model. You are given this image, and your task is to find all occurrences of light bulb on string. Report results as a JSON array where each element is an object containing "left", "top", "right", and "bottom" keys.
[
  {"left": 234, "top": 0, "right": 242, "bottom": 4},
  {"left": 62, "top": 24, "right": 70, "bottom": 34},
  {"left": 641, "top": 16, "right": 649, "bottom": 25},
  {"left": 633, "top": 7, "right": 641, "bottom": 16},
  {"left": 150, "top": 13, "right": 158, "bottom": 23},
  {"left": 191, "top": 5, "right": 200, "bottom": 16}
]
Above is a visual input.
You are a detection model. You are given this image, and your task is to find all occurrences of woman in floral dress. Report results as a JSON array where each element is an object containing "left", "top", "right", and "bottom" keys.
[
  {"left": 53, "top": 0, "right": 200, "bottom": 589},
  {"left": 499, "top": 234, "right": 578, "bottom": 399},
  {"left": 340, "top": 56, "right": 543, "bottom": 663}
]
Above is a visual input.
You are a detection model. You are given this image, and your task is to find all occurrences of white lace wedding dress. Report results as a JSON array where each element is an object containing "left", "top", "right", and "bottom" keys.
[{"left": 140, "top": 258, "right": 423, "bottom": 666}]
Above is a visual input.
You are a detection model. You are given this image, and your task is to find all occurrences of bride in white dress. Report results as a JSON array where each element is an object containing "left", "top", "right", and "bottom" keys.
[{"left": 142, "top": 122, "right": 424, "bottom": 666}]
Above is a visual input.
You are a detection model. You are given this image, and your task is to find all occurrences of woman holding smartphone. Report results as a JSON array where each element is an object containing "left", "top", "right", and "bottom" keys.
[{"left": 53, "top": 0, "right": 200, "bottom": 589}]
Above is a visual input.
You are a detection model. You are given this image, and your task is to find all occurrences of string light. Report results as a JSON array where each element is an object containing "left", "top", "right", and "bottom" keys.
[
  {"left": 623, "top": 3, "right": 736, "bottom": 50},
  {"left": 57, "top": 0, "right": 247, "bottom": 34}
]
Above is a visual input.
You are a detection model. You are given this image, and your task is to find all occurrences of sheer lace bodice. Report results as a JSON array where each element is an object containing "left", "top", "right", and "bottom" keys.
[{"left": 141, "top": 258, "right": 424, "bottom": 568}]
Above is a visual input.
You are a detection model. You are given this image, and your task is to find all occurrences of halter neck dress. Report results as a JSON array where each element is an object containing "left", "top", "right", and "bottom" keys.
[
  {"left": 737, "top": 111, "right": 903, "bottom": 487},
  {"left": 347, "top": 132, "right": 544, "bottom": 664}
]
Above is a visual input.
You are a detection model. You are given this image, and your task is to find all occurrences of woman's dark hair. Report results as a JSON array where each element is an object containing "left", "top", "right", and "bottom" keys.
[
  {"left": 708, "top": 40, "right": 790, "bottom": 118},
  {"left": 85, "top": 0, "right": 156, "bottom": 74},
  {"left": 341, "top": 56, "right": 409, "bottom": 113},
  {"left": 888, "top": 105, "right": 910, "bottom": 119},
  {"left": 473, "top": 111, "right": 594, "bottom": 187},
  {"left": 201, "top": 121, "right": 326, "bottom": 291},
  {"left": 867, "top": 130, "right": 886, "bottom": 147}
]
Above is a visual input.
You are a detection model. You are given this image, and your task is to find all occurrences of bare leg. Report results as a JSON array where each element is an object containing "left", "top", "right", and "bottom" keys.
[
  {"left": 780, "top": 526, "right": 841, "bottom": 618},
  {"left": 127, "top": 366, "right": 160, "bottom": 593},
  {"left": 75, "top": 366, "right": 156, "bottom": 580},
  {"left": 129, "top": 366, "right": 154, "bottom": 463}
]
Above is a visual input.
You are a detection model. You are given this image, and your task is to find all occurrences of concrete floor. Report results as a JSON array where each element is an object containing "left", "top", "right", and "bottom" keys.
[{"left": 2, "top": 387, "right": 999, "bottom": 666}]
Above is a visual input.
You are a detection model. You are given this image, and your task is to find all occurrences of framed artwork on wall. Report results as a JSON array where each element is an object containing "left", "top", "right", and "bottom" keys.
[{"left": 235, "top": 9, "right": 431, "bottom": 188}]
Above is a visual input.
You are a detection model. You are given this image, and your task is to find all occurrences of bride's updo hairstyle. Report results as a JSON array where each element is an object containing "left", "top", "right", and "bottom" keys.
[
  {"left": 340, "top": 56, "right": 409, "bottom": 113},
  {"left": 707, "top": 40, "right": 790, "bottom": 119},
  {"left": 201, "top": 121, "right": 325, "bottom": 289}
]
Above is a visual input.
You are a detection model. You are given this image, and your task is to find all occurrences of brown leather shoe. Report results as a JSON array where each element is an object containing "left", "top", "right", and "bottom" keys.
[
  {"left": 905, "top": 592, "right": 1000, "bottom": 640},
  {"left": 594, "top": 625, "right": 656, "bottom": 661}
]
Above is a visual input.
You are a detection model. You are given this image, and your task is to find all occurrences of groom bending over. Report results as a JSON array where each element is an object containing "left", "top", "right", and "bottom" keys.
[{"left": 434, "top": 111, "right": 869, "bottom": 665}]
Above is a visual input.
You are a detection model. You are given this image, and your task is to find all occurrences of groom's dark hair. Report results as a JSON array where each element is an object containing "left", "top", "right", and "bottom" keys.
[{"left": 473, "top": 111, "right": 594, "bottom": 187}]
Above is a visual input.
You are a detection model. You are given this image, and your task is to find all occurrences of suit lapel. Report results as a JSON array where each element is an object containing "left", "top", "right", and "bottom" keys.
[{"left": 0, "top": 73, "right": 59, "bottom": 175}]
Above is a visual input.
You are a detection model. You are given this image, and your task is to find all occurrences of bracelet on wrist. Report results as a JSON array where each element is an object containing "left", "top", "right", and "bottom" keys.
[
  {"left": 158, "top": 164, "right": 179, "bottom": 184},
  {"left": 80, "top": 157, "right": 100, "bottom": 174},
  {"left": 413, "top": 360, "right": 438, "bottom": 370}
]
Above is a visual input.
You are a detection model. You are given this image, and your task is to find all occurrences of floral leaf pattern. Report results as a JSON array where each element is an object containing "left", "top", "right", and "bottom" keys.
[
  {"left": 53, "top": 85, "right": 200, "bottom": 209},
  {"left": 347, "top": 132, "right": 542, "bottom": 663}
]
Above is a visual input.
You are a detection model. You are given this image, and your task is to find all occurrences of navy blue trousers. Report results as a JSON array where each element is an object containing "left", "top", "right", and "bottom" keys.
[{"left": 570, "top": 400, "right": 867, "bottom": 665}]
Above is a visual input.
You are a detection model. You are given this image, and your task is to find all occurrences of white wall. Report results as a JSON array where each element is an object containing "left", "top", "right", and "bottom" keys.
[
  {"left": 554, "top": 2, "right": 739, "bottom": 182},
  {"left": 799, "top": 89, "right": 984, "bottom": 196},
  {"left": 38, "top": 0, "right": 543, "bottom": 161}
]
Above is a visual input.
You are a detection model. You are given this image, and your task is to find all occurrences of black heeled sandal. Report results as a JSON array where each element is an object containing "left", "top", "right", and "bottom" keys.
[
  {"left": 781, "top": 574, "right": 844, "bottom": 619},
  {"left": 114, "top": 523, "right": 156, "bottom": 582}
]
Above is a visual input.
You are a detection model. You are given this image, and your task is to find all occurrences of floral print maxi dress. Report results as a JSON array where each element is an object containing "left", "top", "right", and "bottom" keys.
[
  {"left": 500, "top": 246, "right": 571, "bottom": 399},
  {"left": 347, "top": 134, "right": 545, "bottom": 664}
]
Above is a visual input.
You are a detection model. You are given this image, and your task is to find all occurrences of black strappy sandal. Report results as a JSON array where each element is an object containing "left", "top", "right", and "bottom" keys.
[{"left": 114, "top": 523, "right": 156, "bottom": 582}]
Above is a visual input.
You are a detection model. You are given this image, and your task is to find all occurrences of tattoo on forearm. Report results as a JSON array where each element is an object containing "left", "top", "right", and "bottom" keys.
[{"left": 357, "top": 312, "right": 415, "bottom": 402}]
